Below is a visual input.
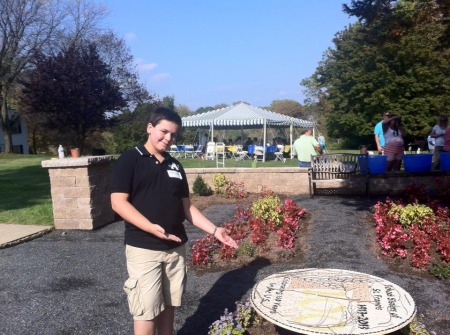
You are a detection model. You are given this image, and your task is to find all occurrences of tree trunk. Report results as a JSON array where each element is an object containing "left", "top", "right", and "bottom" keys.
[{"left": 1, "top": 88, "right": 12, "bottom": 153}]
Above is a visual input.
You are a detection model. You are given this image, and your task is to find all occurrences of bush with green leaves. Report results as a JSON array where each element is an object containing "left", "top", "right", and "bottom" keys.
[
  {"left": 213, "top": 173, "right": 230, "bottom": 194},
  {"left": 388, "top": 203, "right": 435, "bottom": 227},
  {"left": 250, "top": 194, "right": 283, "bottom": 227},
  {"left": 192, "top": 175, "right": 212, "bottom": 196},
  {"left": 212, "top": 173, "right": 248, "bottom": 199},
  {"left": 237, "top": 242, "right": 255, "bottom": 257}
]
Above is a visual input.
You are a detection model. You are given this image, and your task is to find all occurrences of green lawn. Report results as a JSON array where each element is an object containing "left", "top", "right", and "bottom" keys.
[
  {"left": 0, "top": 150, "right": 358, "bottom": 225},
  {"left": 0, "top": 154, "right": 54, "bottom": 225}
]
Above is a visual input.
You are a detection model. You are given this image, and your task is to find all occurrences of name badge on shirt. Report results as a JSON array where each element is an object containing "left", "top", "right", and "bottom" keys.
[{"left": 168, "top": 170, "right": 182, "bottom": 179}]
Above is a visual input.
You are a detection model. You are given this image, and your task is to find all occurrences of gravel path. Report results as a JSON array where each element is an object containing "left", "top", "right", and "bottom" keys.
[{"left": 0, "top": 196, "right": 448, "bottom": 335}]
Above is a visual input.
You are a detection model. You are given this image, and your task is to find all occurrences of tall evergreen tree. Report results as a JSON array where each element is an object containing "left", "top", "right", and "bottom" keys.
[{"left": 302, "top": 0, "right": 450, "bottom": 148}]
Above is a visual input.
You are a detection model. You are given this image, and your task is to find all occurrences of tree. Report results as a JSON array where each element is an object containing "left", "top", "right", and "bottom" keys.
[
  {"left": 21, "top": 42, "right": 125, "bottom": 153},
  {"left": 109, "top": 103, "right": 158, "bottom": 153},
  {"left": 269, "top": 100, "right": 305, "bottom": 119},
  {"left": 95, "top": 30, "right": 153, "bottom": 107},
  {"left": 1, "top": 0, "right": 152, "bottom": 154},
  {"left": 302, "top": 0, "right": 450, "bottom": 148},
  {"left": 0, "top": 0, "right": 65, "bottom": 153}
]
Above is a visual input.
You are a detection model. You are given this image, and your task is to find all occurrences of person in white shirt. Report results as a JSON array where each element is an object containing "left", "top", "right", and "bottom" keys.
[
  {"left": 427, "top": 135, "right": 435, "bottom": 154},
  {"left": 430, "top": 115, "right": 448, "bottom": 170}
]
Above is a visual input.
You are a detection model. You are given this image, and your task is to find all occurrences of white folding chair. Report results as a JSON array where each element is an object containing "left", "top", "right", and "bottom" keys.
[
  {"left": 274, "top": 145, "right": 286, "bottom": 162},
  {"left": 193, "top": 145, "right": 203, "bottom": 158},
  {"left": 234, "top": 145, "right": 249, "bottom": 161},
  {"left": 168, "top": 145, "right": 181, "bottom": 158},
  {"left": 184, "top": 144, "right": 195, "bottom": 158},
  {"left": 205, "top": 142, "right": 216, "bottom": 160},
  {"left": 254, "top": 146, "right": 265, "bottom": 162}
]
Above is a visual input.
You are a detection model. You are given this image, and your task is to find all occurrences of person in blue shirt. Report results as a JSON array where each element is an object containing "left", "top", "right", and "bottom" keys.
[
  {"left": 374, "top": 111, "right": 392, "bottom": 154},
  {"left": 317, "top": 133, "right": 326, "bottom": 152}
]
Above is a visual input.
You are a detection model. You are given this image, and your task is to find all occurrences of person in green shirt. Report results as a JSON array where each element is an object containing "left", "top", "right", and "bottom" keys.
[{"left": 292, "top": 129, "right": 322, "bottom": 167}]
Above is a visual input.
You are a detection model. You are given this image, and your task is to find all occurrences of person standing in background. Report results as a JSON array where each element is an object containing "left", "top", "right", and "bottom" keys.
[
  {"left": 383, "top": 115, "right": 406, "bottom": 171},
  {"left": 317, "top": 133, "right": 326, "bottom": 152},
  {"left": 374, "top": 111, "right": 392, "bottom": 154},
  {"left": 292, "top": 129, "right": 322, "bottom": 167},
  {"left": 200, "top": 133, "right": 208, "bottom": 155},
  {"left": 427, "top": 135, "right": 435, "bottom": 154},
  {"left": 430, "top": 115, "right": 448, "bottom": 170},
  {"left": 443, "top": 127, "right": 450, "bottom": 152}
]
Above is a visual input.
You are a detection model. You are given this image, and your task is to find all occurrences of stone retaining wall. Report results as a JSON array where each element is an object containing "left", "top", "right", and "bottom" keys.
[
  {"left": 41, "top": 156, "right": 114, "bottom": 230},
  {"left": 42, "top": 157, "right": 449, "bottom": 230},
  {"left": 185, "top": 167, "right": 310, "bottom": 195}
]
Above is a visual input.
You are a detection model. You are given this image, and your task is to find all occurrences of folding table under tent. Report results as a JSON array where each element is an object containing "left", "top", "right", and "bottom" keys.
[{"left": 181, "top": 102, "right": 315, "bottom": 162}]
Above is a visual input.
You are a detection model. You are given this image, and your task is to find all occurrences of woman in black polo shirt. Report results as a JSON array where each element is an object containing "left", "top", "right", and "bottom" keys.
[{"left": 111, "top": 107, "right": 237, "bottom": 335}]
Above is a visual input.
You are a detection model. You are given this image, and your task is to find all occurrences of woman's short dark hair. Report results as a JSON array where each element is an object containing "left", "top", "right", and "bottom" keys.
[{"left": 149, "top": 107, "right": 182, "bottom": 127}]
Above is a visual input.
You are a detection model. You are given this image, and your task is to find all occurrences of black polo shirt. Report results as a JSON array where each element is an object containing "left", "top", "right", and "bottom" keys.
[{"left": 110, "top": 145, "right": 189, "bottom": 250}]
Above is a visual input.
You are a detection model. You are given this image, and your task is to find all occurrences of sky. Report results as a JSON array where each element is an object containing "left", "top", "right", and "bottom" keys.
[{"left": 103, "top": 1, "right": 356, "bottom": 111}]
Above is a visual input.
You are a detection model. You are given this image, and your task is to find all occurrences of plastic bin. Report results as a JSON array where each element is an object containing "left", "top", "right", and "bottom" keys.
[
  {"left": 403, "top": 154, "right": 432, "bottom": 173},
  {"left": 441, "top": 152, "right": 450, "bottom": 172},
  {"left": 359, "top": 155, "right": 387, "bottom": 174},
  {"left": 358, "top": 155, "right": 368, "bottom": 173}
]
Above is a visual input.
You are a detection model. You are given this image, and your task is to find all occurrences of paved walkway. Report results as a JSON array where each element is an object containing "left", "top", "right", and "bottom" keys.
[
  {"left": 0, "top": 223, "right": 53, "bottom": 248},
  {"left": 0, "top": 196, "right": 448, "bottom": 335}
]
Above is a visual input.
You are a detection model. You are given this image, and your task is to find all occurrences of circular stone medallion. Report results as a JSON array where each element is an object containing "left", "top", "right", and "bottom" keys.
[{"left": 250, "top": 268, "right": 416, "bottom": 335}]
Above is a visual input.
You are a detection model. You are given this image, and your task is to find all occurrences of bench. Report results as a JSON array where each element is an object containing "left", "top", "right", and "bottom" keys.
[{"left": 308, "top": 153, "right": 369, "bottom": 197}]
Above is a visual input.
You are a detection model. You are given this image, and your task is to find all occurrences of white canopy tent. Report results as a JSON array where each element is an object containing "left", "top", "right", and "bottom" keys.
[{"left": 181, "top": 102, "right": 315, "bottom": 161}]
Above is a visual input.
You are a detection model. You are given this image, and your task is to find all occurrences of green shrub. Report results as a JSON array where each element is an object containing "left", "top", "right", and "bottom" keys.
[
  {"left": 212, "top": 173, "right": 230, "bottom": 194},
  {"left": 250, "top": 194, "right": 283, "bottom": 226},
  {"left": 192, "top": 175, "right": 212, "bottom": 196},
  {"left": 429, "top": 262, "right": 450, "bottom": 280},
  {"left": 388, "top": 203, "right": 435, "bottom": 226},
  {"left": 237, "top": 242, "right": 256, "bottom": 257}
]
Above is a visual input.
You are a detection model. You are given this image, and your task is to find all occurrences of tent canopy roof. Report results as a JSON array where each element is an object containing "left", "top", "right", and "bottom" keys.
[{"left": 182, "top": 102, "right": 315, "bottom": 129}]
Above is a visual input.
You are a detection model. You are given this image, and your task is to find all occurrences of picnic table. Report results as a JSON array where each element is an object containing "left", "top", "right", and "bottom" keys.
[{"left": 251, "top": 268, "right": 416, "bottom": 335}]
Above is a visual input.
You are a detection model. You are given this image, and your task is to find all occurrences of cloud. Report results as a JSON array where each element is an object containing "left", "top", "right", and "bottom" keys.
[
  {"left": 138, "top": 63, "right": 158, "bottom": 71},
  {"left": 135, "top": 58, "right": 158, "bottom": 72},
  {"left": 150, "top": 73, "right": 171, "bottom": 83},
  {"left": 124, "top": 32, "right": 136, "bottom": 41}
]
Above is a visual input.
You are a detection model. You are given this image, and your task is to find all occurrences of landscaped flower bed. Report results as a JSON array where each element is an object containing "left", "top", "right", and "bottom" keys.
[
  {"left": 373, "top": 182, "right": 450, "bottom": 278},
  {"left": 200, "top": 179, "right": 446, "bottom": 335},
  {"left": 191, "top": 187, "right": 307, "bottom": 269}
]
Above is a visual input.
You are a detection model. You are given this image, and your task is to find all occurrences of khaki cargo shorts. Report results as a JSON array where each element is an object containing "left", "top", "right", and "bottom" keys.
[{"left": 123, "top": 244, "right": 187, "bottom": 321}]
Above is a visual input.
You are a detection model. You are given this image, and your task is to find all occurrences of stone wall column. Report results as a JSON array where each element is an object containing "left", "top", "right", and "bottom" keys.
[{"left": 41, "top": 156, "right": 115, "bottom": 230}]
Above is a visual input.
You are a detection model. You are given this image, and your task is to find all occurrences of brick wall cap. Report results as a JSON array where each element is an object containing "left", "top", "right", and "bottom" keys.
[{"left": 41, "top": 155, "right": 115, "bottom": 168}]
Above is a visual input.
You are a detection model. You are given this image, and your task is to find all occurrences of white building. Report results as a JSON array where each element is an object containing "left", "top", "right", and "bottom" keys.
[{"left": 0, "top": 110, "right": 29, "bottom": 154}]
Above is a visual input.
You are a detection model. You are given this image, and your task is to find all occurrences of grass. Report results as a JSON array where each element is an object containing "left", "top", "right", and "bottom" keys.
[
  {"left": 0, "top": 150, "right": 358, "bottom": 226},
  {"left": 0, "top": 154, "right": 54, "bottom": 225}
]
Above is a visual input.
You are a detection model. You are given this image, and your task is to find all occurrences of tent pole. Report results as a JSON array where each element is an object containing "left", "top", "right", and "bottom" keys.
[
  {"left": 290, "top": 123, "right": 293, "bottom": 159},
  {"left": 263, "top": 119, "right": 266, "bottom": 162},
  {"left": 240, "top": 125, "right": 244, "bottom": 146}
]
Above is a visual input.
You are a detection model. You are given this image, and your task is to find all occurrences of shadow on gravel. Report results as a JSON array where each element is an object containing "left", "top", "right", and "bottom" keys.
[{"left": 178, "top": 257, "right": 271, "bottom": 334}]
